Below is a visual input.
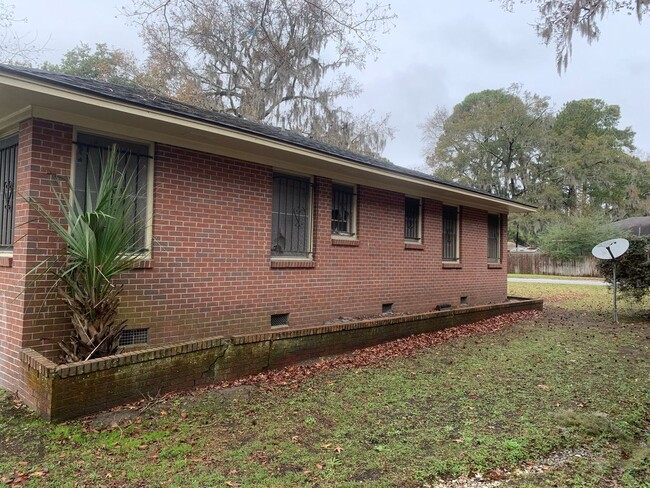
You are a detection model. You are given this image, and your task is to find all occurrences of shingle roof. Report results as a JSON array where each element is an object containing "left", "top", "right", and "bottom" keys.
[
  {"left": 613, "top": 217, "right": 650, "bottom": 237},
  {"left": 0, "top": 64, "right": 534, "bottom": 209}
]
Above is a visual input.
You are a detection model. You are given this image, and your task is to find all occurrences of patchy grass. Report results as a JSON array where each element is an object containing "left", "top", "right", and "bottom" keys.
[
  {"left": 0, "top": 284, "right": 648, "bottom": 487},
  {"left": 510, "top": 281, "right": 649, "bottom": 316},
  {"left": 508, "top": 273, "right": 604, "bottom": 281}
]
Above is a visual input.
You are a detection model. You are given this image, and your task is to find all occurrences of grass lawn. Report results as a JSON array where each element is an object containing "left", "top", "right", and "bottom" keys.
[
  {"left": 1, "top": 284, "right": 648, "bottom": 487},
  {"left": 508, "top": 273, "right": 604, "bottom": 281}
]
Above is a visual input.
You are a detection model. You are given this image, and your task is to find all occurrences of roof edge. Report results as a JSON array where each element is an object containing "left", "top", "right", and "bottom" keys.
[{"left": 0, "top": 65, "right": 536, "bottom": 213}]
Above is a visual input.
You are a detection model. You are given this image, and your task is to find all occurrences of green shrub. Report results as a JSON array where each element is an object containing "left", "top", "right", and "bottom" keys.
[
  {"left": 538, "top": 214, "right": 618, "bottom": 260},
  {"left": 597, "top": 235, "right": 650, "bottom": 302}
]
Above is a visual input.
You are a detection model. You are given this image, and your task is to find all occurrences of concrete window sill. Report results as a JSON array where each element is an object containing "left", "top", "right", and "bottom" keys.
[
  {"left": 332, "top": 238, "right": 360, "bottom": 247},
  {"left": 404, "top": 243, "right": 424, "bottom": 250},
  {"left": 271, "top": 260, "right": 316, "bottom": 269}
]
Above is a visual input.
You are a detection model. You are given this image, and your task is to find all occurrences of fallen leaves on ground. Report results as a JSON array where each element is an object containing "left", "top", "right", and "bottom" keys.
[
  {"left": 102, "top": 310, "right": 542, "bottom": 416},
  {"left": 1, "top": 468, "right": 49, "bottom": 485},
  {"left": 211, "top": 310, "right": 542, "bottom": 392}
]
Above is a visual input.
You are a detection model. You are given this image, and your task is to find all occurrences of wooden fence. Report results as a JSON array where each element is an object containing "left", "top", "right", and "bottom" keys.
[{"left": 508, "top": 252, "right": 599, "bottom": 277}]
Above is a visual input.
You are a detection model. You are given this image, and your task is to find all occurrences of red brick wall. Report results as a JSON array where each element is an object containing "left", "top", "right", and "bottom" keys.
[
  {"left": 120, "top": 143, "right": 508, "bottom": 343},
  {"left": 0, "top": 119, "right": 72, "bottom": 396},
  {"left": 0, "top": 118, "right": 509, "bottom": 395}
]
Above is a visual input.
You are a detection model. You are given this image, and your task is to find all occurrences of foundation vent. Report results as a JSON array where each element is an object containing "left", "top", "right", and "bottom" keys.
[
  {"left": 119, "top": 328, "right": 149, "bottom": 347},
  {"left": 271, "top": 313, "right": 290, "bottom": 328},
  {"left": 382, "top": 303, "right": 394, "bottom": 314}
]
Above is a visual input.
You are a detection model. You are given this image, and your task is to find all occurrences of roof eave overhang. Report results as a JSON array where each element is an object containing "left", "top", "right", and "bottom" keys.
[{"left": 0, "top": 71, "right": 535, "bottom": 214}]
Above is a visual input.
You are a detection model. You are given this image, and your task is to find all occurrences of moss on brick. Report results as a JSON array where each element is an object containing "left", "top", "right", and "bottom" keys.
[{"left": 21, "top": 299, "right": 543, "bottom": 421}]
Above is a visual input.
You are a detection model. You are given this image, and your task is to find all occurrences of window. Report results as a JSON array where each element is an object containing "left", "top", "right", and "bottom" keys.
[
  {"left": 442, "top": 205, "right": 459, "bottom": 261},
  {"left": 0, "top": 134, "right": 18, "bottom": 253},
  {"left": 271, "top": 173, "right": 312, "bottom": 258},
  {"left": 488, "top": 213, "right": 501, "bottom": 262},
  {"left": 331, "top": 183, "right": 356, "bottom": 237},
  {"left": 74, "top": 133, "right": 151, "bottom": 253},
  {"left": 404, "top": 196, "right": 421, "bottom": 241}
]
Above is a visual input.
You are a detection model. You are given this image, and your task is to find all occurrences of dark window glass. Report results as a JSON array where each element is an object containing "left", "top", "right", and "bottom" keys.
[
  {"left": 332, "top": 184, "right": 355, "bottom": 236},
  {"left": 442, "top": 205, "right": 458, "bottom": 261},
  {"left": 75, "top": 133, "right": 150, "bottom": 252},
  {"left": 404, "top": 197, "right": 421, "bottom": 241},
  {"left": 488, "top": 214, "right": 501, "bottom": 262},
  {"left": 0, "top": 135, "right": 18, "bottom": 251},
  {"left": 271, "top": 173, "right": 312, "bottom": 258}
]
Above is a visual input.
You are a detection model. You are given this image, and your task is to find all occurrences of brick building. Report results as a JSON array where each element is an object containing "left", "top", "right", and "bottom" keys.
[{"left": 0, "top": 65, "right": 535, "bottom": 407}]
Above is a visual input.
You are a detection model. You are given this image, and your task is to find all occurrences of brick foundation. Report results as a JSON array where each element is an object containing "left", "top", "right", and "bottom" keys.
[{"left": 22, "top": 298, "right": 542, "bottom": 421}]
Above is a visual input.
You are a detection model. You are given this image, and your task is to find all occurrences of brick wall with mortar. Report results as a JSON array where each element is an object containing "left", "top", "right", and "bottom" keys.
[
  {"left": 22, "top": 299, "right": 542, "bottom": 421},
  {"left": 0, "top": 119, "right": 72, "bottom": 405},
  {"left": 0, "top": 117, "right": 510, "bottom": 399}
]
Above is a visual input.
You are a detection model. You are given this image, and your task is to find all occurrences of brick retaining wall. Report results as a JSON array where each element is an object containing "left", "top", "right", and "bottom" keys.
[{"left": 21, "top": 298, "right": 542, "bottom": 421}]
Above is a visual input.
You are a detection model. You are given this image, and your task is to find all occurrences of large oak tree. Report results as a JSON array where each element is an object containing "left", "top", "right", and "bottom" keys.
[
  {"left": 421, "top": 85, "right": 552, "bottom": 201},
  {"left": 123, "top": 0, "right": 396, "bottom": 157},
  {"left": 422, "top": 89, "right": 649, "bottom": 244}
]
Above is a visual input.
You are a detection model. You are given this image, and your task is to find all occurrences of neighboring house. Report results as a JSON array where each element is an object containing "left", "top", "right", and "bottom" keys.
[
  {"left": 613, "top": 217, "right": 650, "bottom": 237},
  {"left": 0, "top": 65, "right": 535, "bottom": 405}
]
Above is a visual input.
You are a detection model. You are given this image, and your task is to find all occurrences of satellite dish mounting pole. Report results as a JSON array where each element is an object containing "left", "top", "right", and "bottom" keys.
[
  {"left": 612, "top": 259, "right": 618, "bottom": 323},
  {"left": 591, "top": 238, "right": 629, "bottom": 324},
  {"left": 605, "top": 246, "right": 618, "bottom": 323}
]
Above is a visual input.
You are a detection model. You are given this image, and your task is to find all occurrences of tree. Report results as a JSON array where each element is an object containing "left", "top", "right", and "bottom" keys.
[
  {"left": 550, "top": 99, "right": 647, "bottom": 218},
  {"left": 500, "top": 0, "right": 650, "bottom": 71},
  {"left": 421, "top": 85, "right": 552, "bottom": 201},
  {"left": 41, "top": 43, "right": 142, "bottom": 86},
  {"left": 422, "top": 89, "right": 649, "bottom": 247},
  {"left": 0, "top": 1, "right": 44, "bottom": 64},
  {"left": 28, "top": 148, "right": 147, "bottom": 362},
  {"left": 124, "top": 0, "right": 395, "bottom": 157},
  {"left": 597, "top": 235, "right": 650, "bottom": 302}
]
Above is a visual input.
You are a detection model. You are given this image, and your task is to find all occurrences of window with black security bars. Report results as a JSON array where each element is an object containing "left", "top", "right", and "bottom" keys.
[
  {"left": 404, "top": 197, "right": 421, "bottom": 241},
  {"left": 0, "top": 135, "right": 18, "bottom": 252},
  {"left": 271, "top": 173, "right": 312, "bottom": 258},
  {"left": 331, "top": 184, "right": 355, "bottom": 236},
  {"left": 442, "top": 205, "right": 459, "bottom": 261},
  {"left": 488, "top": 213, "right": 501, "bottom": 262},
  {"left": 75, "top": 133, "right": 150, "bottom": 253}
]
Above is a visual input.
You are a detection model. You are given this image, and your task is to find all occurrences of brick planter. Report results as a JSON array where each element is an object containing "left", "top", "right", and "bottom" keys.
[{"left": 21, "top": 298, "right": 542, "bottom": 421}]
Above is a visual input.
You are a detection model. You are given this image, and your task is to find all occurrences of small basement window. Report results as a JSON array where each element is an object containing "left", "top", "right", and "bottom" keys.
[
  {"left": 271, "top": 313, "right": 290, "bottom": 328},
  {"left": 119, "top": 328, "right": 149, "bottom": 346},
  {"left": 382, "top": 303, "right": 394, "bottom": 314},
  {"left": 460, "top": 295, "right": 469, "bottom": 306}
]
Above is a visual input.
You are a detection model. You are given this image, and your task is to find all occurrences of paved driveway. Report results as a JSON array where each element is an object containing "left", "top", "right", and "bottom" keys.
[{"left": 508, "top": 277, "right": 608, "bottom": 286}]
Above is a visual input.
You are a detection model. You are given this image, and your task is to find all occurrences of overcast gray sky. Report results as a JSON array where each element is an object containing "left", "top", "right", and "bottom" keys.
[{"left": 11, "top": 0, "right": 650, "bottom": 169}]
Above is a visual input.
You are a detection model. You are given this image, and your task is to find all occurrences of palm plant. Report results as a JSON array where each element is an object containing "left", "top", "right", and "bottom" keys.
[{"left": 28, "top": 146, "right": 146, "bottom": 362}]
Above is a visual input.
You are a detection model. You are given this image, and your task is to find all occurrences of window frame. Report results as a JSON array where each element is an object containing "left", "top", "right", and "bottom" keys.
[
  {"left": 404, "top": 196, "right": 422, "bottom": 242},
  {"left": 0, "top": 132, "right": 18, "bottom": 256},
  {"left": 270, "top": 171, "right": 314, "bottom": 260},
  {"left": 442, "top": 204, "right": 460, "bottom": 262},
  {"left": 71, "top": 129, "right": 155, "bottom": 258},
  {"left": 487, "top": 213, "right": 501, "bottom": 263},
  {"left": 331, "top": 182, "right": 357, "bottom": 239}
]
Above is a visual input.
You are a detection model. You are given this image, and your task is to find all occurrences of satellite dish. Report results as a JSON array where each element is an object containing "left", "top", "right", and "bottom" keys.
[
  {"left": 592, "top": 238, "right": 629, "bottom": 260},
  {"left": 591, "top": 237, "right": 629, "bottom": 324}
]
